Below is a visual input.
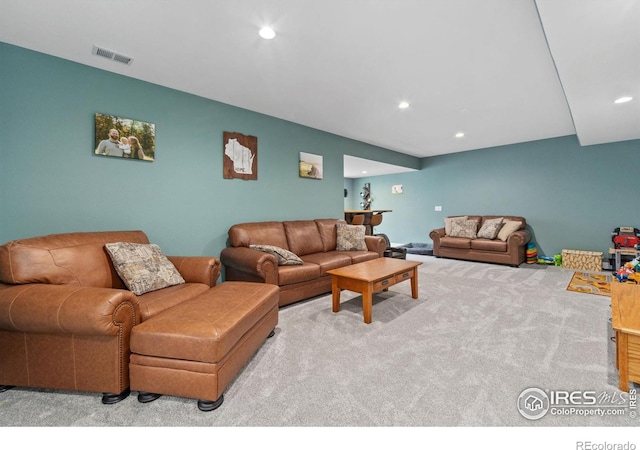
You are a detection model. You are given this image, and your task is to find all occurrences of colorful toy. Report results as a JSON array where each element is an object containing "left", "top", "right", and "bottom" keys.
[
  {"left": 526, "top": 243, "right": 537, "bottom": 264},
  {"left": 554, "top": 254, "right": 562, "bottom": 266},
  {"left": 615, "top": 258, "right": 640, "bottom": 282},
  {"left": 537, "top": 256, "right": 554, "bottom": 265}
]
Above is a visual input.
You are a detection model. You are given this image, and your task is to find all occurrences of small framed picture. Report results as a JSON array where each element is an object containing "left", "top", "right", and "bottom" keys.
[
  {"left": 299, "top": 152, "right": 323, "bottom": 180},
  {"left": 94, "top": 113, "right": 155, "bottom": 161}
]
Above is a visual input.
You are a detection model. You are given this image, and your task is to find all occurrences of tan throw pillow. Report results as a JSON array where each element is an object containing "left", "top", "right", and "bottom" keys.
[
  {"left": 250, "top": 244, "right": 303, "bottom": 265},
  {"left": 497, "top": 220, "right": 522, "bottom": 241},
  {"left": 449, "top": 219, "right": 478, "bottom": 239},
  {"left": 104, "top": 242, "right": 185, "bottom": 296},
  {"left": 477, "top": 217, "right": 504, "bottom": 240},
  {"left": 336, "top": 223, "right": 367, "bottom": 251},
  {"left": 444, "top": 216, "right": 468, "bottom": 235}
]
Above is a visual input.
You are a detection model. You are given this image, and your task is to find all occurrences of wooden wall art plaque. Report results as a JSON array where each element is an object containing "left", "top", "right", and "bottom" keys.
[{"left": 223, "top": 132, "right": 257, "bottom": 180}]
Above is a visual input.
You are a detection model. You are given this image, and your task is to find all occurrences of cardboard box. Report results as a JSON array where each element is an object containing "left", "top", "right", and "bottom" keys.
[{"left": 562, "top": 249, "right": 603, "bottom": 272}]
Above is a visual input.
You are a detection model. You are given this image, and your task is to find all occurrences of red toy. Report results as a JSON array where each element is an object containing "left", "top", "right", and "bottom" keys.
[{"left": 612, "top": 227, "right": 640, "bottom": 249}]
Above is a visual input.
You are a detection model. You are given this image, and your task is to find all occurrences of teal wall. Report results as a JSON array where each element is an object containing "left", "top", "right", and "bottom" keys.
[
  {"left": 343, "top": 178, "right": 364, "bottom": 211},
  {"left": 357, "top": 136, "right": 639, "bottom": 257},
  {"left": 343, "top": 178, "right": 354, "bottom": 210},
  {"left": 0, "top": 43, "right": 414, "bottom": 258},
  {"left": 2, "top": 42, "right": 638, "bottom": 265}
]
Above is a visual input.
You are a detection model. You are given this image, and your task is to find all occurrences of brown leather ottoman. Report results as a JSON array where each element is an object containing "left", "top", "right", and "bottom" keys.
[{"left": 129, "top": 281, "right": 279, "bottom": 411}]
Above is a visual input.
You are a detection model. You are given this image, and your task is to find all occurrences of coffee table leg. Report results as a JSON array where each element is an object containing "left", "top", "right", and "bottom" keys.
[
  {"left": 362, "top": 282, "right": 373, "bottom": 324},
  {"left": 332, "top": 276, "right": 341, "bottom": 313},
  {"left": 410, "top": 268, "right": 419, "bottom": 299}
]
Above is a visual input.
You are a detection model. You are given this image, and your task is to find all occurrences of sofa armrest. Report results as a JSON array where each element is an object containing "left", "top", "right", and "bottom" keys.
[
  {"left": 220, "top": 247, "right": 279, "bottom": 284},
  {"left": 168, "top": 256, "right": 221, "bottom": 287},
  {"left": 429, "top": 227, "right": 445, "bottom": 255},
  {"left": 0, "top": 283, "right": 139, "bottom": 335},
  {"left": 365, "top": 235, "right": 386, "bottom": 257},
  {"left": 507, "top": 230, "right": 531, "bottom": 247},
  {"left": 429, "top": 227, "right": 446, "bottom": 240}
]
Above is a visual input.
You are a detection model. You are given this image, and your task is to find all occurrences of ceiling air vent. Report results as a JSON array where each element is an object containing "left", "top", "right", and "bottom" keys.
[{"left": 92, "top": 45, "right": 133, "bottom": 65}]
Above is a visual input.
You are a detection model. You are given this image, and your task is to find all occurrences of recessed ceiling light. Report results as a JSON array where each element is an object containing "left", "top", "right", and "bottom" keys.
[
  {"left": 398, "top": 101, "right": 410, "bottom": 109},
  {"left": 362, "top": 170, "right": 368, "bottom": 174},
  {"left": 455, "top": 132, "right": 465, "bottom": 138},
  {"left": 259, "top": 26, "right": 276, "bottom": 40},
  {"left": 614, "top": 96, "right": 633, "bottom": 104}
]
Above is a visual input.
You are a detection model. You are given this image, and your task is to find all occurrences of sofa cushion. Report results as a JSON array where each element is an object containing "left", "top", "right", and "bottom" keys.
[
  {"left": 497, "top": 220, "right": 523, "bottom": 241},
  {"left": 477, "top": 217, "right": 504, "bottom": 239},
  {"left": 315, "top": 219, "right": 341, "bottom": 252},
  {"left": 228, "top": 221, "right": 289, "bottom": 250},
  {"left": 105, "top": 242, "right": 185, "bottom": 295},
  {"left": 0, "top": 230, "right": 149, "bottom": 288},
  {"left": 284, "top": 220, "right": 325, "bottom": 256},
  {"left": 335, "top": 223, "right": 367, "bottom": 251},
  {"left": 439, "top": 236, "right": 472, "bottom": 249},
  {"left": 277, "top": 263, "right": 321, "bottom": 286},
  {"left": 131, "top": 282, "right": 279, "bottom": 363},
  {"left": 250, "top": 244, "right": 303, "bottom": 266},
  {"left": 300, "top": 252, "right": 352, "bottom": 275},
  {"left": 333, "top": 250, "right": 380, "bottom": 264},
  {"left": 449, "top": 220, "right": 478, "bottom": 239},
  {"left": 470, "top": 239, "right": 508, "bottom": 252},
  {"left": 137, "top": 283, "right": 211, "bottom": 321}
]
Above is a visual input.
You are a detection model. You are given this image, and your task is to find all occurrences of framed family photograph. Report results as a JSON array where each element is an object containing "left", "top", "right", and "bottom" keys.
[
  {"left": 299, "top": 152, "right": 323, "bottom": 180},
  {"left": 94, "top": 113, "right": 155, "bottom": 162}
]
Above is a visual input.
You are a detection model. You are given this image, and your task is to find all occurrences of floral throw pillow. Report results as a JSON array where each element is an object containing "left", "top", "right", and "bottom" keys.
[
  {"left": 449, "top": 220, "right": 478, "bottom": 239},
  {"left": 444, "top": 216, "right": 468, "bottom": 235},
  {"left": 477, "top": 217, "right": 504, "bottom": 240},
  {"left": 336, "top": 223, "right": 367, "bottom": 251},
  {"left": 104, "top": 242, "right": 185, "bottom": 296},
  {"left": 250, "top": 244, "right": 303, "bottom": 265}
]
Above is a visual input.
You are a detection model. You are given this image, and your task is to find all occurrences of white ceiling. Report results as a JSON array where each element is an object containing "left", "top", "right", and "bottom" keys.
[
  {"left": 1, "top": 0, "right": 638, "bottom": 176},
  {"left": 344, "top": 155, "right": 417, "bottom": 179}
]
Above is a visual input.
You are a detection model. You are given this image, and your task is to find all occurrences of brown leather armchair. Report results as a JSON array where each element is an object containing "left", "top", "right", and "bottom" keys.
[{"left": 0, "top": 230, "right": 220, "bottom": 404}]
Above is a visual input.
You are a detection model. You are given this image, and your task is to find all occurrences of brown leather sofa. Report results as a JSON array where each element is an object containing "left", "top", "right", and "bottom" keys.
[
  {"left": 0, "top": 230, "right": 220, "bottom": 404},
  {"left": 220, "top": 219, "right": 386, "bottom": 306},
  {"left": 429, "top": 215, "right": 531, "bottom": 267}
]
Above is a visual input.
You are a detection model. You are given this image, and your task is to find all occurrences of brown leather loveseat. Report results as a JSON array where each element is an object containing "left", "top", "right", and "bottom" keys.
[
  {"left": 429, "top": 215, "right": 531, "bottom": 267},
  {"left": 220, "top": 219, "right": 385, "bottom": 306},
  {"left": 0, "top": 230, "right": 219, "bottom": 404}
]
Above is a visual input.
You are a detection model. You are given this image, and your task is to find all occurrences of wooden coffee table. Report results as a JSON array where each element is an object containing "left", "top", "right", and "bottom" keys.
[{"left": 327, "top": 258, "right": 422, "bottom": 324}]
